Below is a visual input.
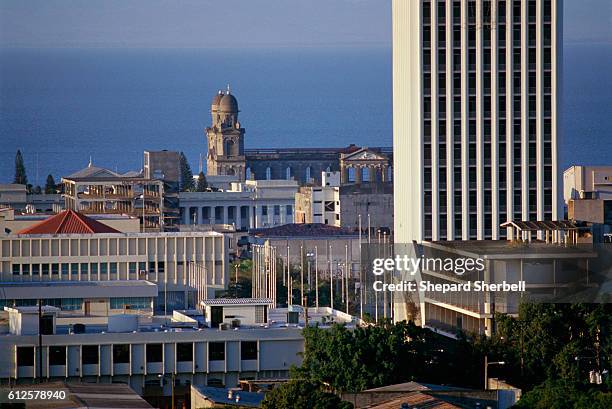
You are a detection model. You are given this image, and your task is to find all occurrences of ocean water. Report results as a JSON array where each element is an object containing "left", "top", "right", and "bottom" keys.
[{"left": 0, "top": 45, "right": 610, "bottom": 185}]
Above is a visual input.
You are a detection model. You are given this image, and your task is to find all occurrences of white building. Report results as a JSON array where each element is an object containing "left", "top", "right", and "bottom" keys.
[
  {"left": 564, "top": 166, "right": 612, "bottom": 203},
  {"left": 295, "top": 185, "right": 341, "bottom": 227},
  {"left": 179, "top": 179, "right": 298, "bottom": 230},
  {"left": 0, "top": 306, "right": 304, "bottom": 394},
  {"left": 0, "top": 214, "right": 228, "bottom": 311},
  {"left": 392, "top": 0, "right": 561, "bottom": 242},
  {"left": 0, "top": 298, "right": 358, "bottom": 396}
]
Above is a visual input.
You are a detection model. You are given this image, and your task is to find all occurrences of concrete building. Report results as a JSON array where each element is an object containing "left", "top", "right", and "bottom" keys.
[
  {"left": 295, "top": 172, "right": 393, "bottom": 232},
  {"left": 0, "top": 281, "right": 158, "bottom": 326},
  {"left": 564, "top": 165, "right": 612, "bottom": 222},
  {"left": 0, "top": 207, "right": 140, "bottom": 236},
  {"left": 62, "top": 162, "right": 169, "bottom": 231},
  {"left": 563, "top": 165, "right": 612, "bottom": 242},
  {"left": 0, "top": 211, "right": 228, "bottom": 311},
  {"left": 393, "top": 0, "right": 561, "bottom": 242},
  {"left": 295, "top": 185, "right": 340, "bottom": 226},
  {"left": 144, "top": 150, "right": 181, "bottom": 188},
  {"left": 0, "top": 184, "right": 63, "bottom": 213},
  {"left": 179, "top": 180, "right": 298, "bottom": 230},
  {"left": 392, "top": 239, "right": 596, "bottom": 335},
  {"left": 0, "top": 299, "right": 359, "bottom": 398},
  {"left": 339, "top": 183, "right": 394, "bottom": 233},
  {"left": 0, "top": 184, "right": 27, "bottom": 209}
]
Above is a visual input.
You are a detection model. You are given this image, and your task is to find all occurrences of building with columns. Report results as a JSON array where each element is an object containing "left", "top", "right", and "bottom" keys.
[
  {"left": 204, "top": 88, "right": 392, "bottom": 186},
  {"left": 393, "top": 0, "right": 561, "bottom": 243},
  {"left": 339, "top": 147, "right": 392, "bottom": 185},
  {"left": 178, "top": 180, "right": 298, "bottom": 231}
]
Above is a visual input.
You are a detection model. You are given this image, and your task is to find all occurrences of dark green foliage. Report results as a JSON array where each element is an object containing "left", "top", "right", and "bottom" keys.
[
  {"left": 294, "top": 320, "right": 473, "bottom": 393},
  {"left": 291, "top": 303, "right": 611, "bottom": 406},
  {"left": 195, "top": 171, "right": 208, "bottom": 192},
  {"left": 261, "top": 380, "right": 353, "bottom": 409},
  {"left": 515, "top": 379, "right": 612, "bottom": 409},
  {"left": 493, "top": 303, "right": 611, "bottom": 390},
  {"left": 45, "top": 174, "right": 56, "bottom": 194},
  {"left": 14, "top": 150, "right": 27, "bottom": 185},
  {"left": 179, "top": 152, "right": 194, "bottom": 192}
]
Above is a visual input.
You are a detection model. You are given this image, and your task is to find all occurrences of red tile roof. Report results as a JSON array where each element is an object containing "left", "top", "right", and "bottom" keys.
[{"left": 17, "top": 210, "right": 120, "bottom": 235}]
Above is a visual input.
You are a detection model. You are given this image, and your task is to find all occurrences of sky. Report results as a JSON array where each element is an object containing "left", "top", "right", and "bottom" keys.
[{"left": 0, "top": 0, "right": 611, "bottom": 48}]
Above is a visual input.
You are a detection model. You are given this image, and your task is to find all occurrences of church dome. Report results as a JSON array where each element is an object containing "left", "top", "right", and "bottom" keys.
[
  {"left": 211, "top": 91, "right": 223, "bottom": 108},
  {"left": 220, "top": 93, "right": 239, "bottom": 112}
]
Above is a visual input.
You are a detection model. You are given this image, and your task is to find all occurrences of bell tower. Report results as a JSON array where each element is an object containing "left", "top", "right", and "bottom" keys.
[{"left": 206, "top": 86, "right": 246, "bottom": 180}]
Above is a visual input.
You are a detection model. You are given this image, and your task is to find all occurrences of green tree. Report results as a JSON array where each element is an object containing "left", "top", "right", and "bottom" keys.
[
  {"left": 261, "top": 380, "right": 352, "bottom": 409},
  {"left": 14, "top": 150, "right": 28, "bottom": 186},
  {"left": 195, "top": 171, "right": 208, "bottom": 192},
  {"left": 44, "top": 174, "right": 57, "bottom": 194},
  {"left": 515, "top": 379, "right": 612, "bottom": 409},
  {"left": 179, "top": 152, "right": 194, "bottom": 192},
  {"left": 294, "top": 321, "right": 468, "bottom": 393}
]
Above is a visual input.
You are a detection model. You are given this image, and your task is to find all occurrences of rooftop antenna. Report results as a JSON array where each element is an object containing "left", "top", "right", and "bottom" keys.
[
  {"left": 226, "top": 84, "right": 231, "bottom": 94},
  {"left": 88, "top": 156, "right": 93, "bottom": 167}
]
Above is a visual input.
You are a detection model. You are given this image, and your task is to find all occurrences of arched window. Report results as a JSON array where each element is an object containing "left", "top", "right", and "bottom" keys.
[
  {"left": 286, "top": 167, "right": 292, "bottom": 180},
  {"left": 305, "top": 166, "right": 312, "bottom": 182},
  {"left": 224, "top": 139, "right": 235, "bottom": 157},
  {"left": 266, "top": 167, "right": 272, "bottom": 180},
  {"left": 246, "top": 167, "right": 252, "bottom": 180}
]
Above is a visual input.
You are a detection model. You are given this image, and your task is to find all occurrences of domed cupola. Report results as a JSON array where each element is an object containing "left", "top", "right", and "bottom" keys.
[
  {"left": 220, "top": 91, "right": 239, "bottom": 113},
  {"left": 211, "top": 90, "right": 223, "bottom": 110}
]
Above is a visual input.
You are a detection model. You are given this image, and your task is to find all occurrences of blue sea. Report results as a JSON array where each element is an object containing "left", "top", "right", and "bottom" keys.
[{"left": 0, "top": 45, "right": 610, "bottom": 185}]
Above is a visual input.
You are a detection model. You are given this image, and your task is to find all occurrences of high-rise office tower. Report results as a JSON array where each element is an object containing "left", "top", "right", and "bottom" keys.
[{"left": 393, "top": 0, "right": 561, "bottom": 242}]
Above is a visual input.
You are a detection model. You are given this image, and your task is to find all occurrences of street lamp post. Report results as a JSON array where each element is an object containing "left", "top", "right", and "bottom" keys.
[
  {"left": 484, "top": 356, "right": 505, "bottom": 390},
  {"left": 314, "top": 246, "right": 319, "bottom": 308},
  {"left": 158, "top": 373, "right": 176, "bottom": 409}
]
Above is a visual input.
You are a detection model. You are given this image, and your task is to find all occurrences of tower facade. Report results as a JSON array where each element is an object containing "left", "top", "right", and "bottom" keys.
[
  {"left": 393, "top": 0, "right": 561, "bottom": 243},
  {"left": 206, "top": 88, "right": 246, "bottom": 180}
]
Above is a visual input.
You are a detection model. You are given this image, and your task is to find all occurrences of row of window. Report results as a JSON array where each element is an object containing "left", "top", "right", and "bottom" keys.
[
  {"left": 261, "top": 205, "right": 292, "bottom": 216},
  {"left": 11, "top": 262, "right": 164, "bottom": 276},
  {"left": 423, "top": 0, "right": 553, "bottom": 25},
  {"left": 0, "top": 297, "right": 151, "bottom": 311},
  {"left": 16, "top": 341, "right": 259, "bottom": 367},
  {"left": 0, "top": 298, "right": 83, "bottom": 311}
]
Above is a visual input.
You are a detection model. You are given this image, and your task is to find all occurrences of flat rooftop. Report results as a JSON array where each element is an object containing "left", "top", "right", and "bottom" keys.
[
  {"left": 0, "top": 280, "right": 158, "bottom": 299},
  {"left": 424, "top": 240, "right": 598, "bottom": 259},
  {"left": 201, "top": 298, "right": 274, "bottom": 306}
]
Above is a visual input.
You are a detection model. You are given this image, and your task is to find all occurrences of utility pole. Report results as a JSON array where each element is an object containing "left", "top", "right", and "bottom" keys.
[
  {"left": 38, "top": 299, "right": 42, "bottom": 381},
  {"left": 358, "top": 214, "right": 363, "bottom": 319},
  {"left": 345, "top": 243, "right": 349, "bottom": 314},
  {"left": 329, "top": 245, "right": 333, "bottom": 310},
  {"left": 234, "top": 263, "right": 239, "bottom": 298},
  {"left": 383, "top": 233, "right": 387, "bottom": 319},
  {"left": 300, "top": 245, "right": 304, "bottom": 306},
  {"left": 315, "top": 246, "right": 319, "bottom": 308}
]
